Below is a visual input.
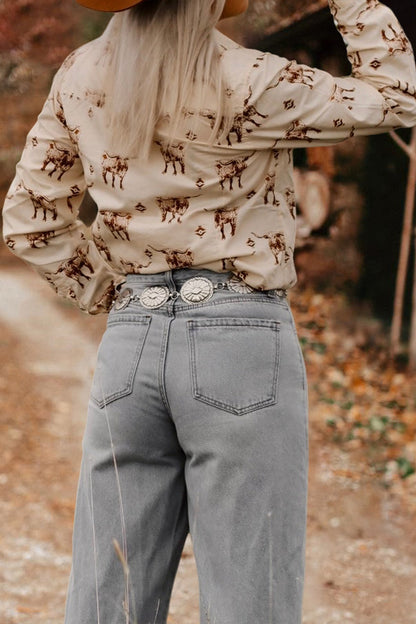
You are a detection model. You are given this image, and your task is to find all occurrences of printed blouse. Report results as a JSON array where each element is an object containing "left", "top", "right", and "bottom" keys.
[{"left": 3, "top": 0, "right": 416, "bottom": 313}]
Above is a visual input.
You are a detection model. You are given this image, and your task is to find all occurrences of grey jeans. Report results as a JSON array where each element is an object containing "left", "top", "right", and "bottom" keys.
[{"left": 64, "top": 268, "right": 309, "bottom": 624}]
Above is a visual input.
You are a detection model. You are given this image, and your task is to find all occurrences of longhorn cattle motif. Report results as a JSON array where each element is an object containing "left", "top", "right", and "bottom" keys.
[
  {"left": 25, "top": 186, "right": 58, "bottom": 221},
  {"left": 102, "top": 211, "right": 133, "bottom": 241},
  {"left": 156, "top": 196, "right": 194, "bottom": 223},
  {"left": 285, "top": 187, "right": 296, "bottom": 219},
  {"left": 221, "top": 257, "right": 249, "bottom": 281},
  {"left": 155, "top": 141, "right": 186, "bottom": 175},
  {"left": 382, "top": 24, "right": 412, "bottom": 55},
  {"left": 119, "top": 258, "right": 152, "bottom": 272},
  {"left": 268, "top": 62, "right": 316, "bottom": 90},
  {"left": 102, "top": 153, "right": 129, "bottom": 189},
  {"left": 357, "top": 0, "right": 379, "bottom": 20},
  {"left": 213, "top": 207, "right": 238, "bottom": 239},
  {"left": 97, "top": 281, "right": 118, "bottom": 309},
  {"left": 215, "top": 153, "right": 254, "bottom": 191},
  {"left": 54, "top": 247, "right": 94, "bottom": 289},
  {"left": 26, "top": 231, "right": 55, "bottom": 248},
  {"left": 348, "top": 51, "right": 363, "bottom": 74},
  {"left": 252, "top": 231, "right": 291, "bottom": 265},
  {"left": 264, "top": 172, "right": 277, "bottom": 205},
  {"left": 338, "top": 22, "right": 365, "bottom": 38},
  {"left": 226, "top": 87, "right": 268, "bottom": 145},
  {"left": 93, "top": 233, "right": 113, "bottom": 261},
  {"left": 146, "top": 245, "right": 194, "bottom": 269},
  {"left": 41, "top": 142, "right": 79, "bottom": 181},
  {"left": 330, "top": 83, "right": 356, "bottom": 107},
  {"left": 283, "top": 120, "right": 322, "bottom": 143}
]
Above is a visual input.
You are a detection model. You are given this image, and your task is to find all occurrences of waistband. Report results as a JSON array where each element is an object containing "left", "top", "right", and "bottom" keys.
[{"left": 112, "top": 269, "right": 287, "bottom": 311}]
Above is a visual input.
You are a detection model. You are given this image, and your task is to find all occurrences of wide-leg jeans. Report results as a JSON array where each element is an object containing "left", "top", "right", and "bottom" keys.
[{"left": 64, "top": 268, "right": 309, "bottom": 624}]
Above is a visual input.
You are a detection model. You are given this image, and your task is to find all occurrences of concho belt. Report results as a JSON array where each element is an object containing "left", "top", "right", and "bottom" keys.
[{"left": 113, "top": 276, "right": 287, "bottom": 311}]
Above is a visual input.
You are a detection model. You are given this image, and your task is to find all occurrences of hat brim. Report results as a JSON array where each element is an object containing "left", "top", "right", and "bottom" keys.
[{"left": 75, "top": 0, "right": 144, "bottom": 11}]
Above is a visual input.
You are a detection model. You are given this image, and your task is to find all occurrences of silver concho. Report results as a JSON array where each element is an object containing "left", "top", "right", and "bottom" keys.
[
  {"left": 140, "top": 286, "right": 170, "bottom": 309},
  {"left": 227, "top": 276, "right": 255, "bottom": 294},
  {"left": 113, "top": 287, "right": 133, "bottom": 311},
  {"left": 180, "top": 277, "right": 214, "bottom": 304}
]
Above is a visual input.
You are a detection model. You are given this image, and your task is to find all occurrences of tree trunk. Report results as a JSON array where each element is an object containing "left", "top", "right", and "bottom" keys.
[
  {"left": 409, "top": 227, "right": 416, "bottom": 371},
  {"left": 390, "top": 127, "right": 416, "bottom": 357}
]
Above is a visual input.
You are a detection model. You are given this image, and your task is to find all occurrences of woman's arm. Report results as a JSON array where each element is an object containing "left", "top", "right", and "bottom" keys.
[
  {"left": 2, "top": 68, "right": 123, "bottom": 314},
  {"left": 249, "top": 0, "right": 416, "bottom": 147}
]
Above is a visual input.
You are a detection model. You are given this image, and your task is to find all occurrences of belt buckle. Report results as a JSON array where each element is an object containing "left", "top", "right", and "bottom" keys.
[
  {"left": 113, "top": 287, "right": 133, "bottom": 311},
  {"left": 180, "top": 277, "right": 214, "bottom": 304},
  {"left": 140, "top": 286, "right": 170, "bottom": 309}
]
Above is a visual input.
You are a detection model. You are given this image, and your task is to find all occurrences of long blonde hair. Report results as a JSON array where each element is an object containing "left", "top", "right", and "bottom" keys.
[{"left": 104, "top": 0, "right": 234, "bottom": 160}]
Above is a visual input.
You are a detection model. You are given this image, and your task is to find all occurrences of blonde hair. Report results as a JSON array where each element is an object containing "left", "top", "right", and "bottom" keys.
[{"left": 103, "top": 0, "right": 234, "bottom": 160}]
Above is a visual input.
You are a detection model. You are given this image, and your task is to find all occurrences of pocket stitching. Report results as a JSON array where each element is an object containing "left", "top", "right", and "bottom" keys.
[
  {"left": 187, "top": 319, "right": 280, "bottom": 416},
  {"left": 91, "top": 316, "right": 151, "bottom": 408}
]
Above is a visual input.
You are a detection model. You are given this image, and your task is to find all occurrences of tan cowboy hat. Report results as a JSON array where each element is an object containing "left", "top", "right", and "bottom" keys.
[{"left": 75, "top": 0, "right": 145, "bottom": 11}]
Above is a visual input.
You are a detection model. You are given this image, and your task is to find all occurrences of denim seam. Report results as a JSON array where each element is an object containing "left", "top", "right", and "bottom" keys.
[{"left": 158, "top": 316, "right": 175, "bottom": 417}]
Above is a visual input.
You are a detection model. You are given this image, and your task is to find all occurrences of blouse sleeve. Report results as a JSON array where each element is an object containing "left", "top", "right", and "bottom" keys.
[
  {"left": 248, "top": 0, "right": 416, "bottom": 148},
  {"left": 2, "top": 67, "right": 123, "bottom": 314}
]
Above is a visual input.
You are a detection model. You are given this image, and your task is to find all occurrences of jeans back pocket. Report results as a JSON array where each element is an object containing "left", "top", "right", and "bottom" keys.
[
  {"left": 187, "top": 318, "right": 280, "bottom": 416},
  {"left": 91, "top": 315, "right": 151, "bottom": 408}
]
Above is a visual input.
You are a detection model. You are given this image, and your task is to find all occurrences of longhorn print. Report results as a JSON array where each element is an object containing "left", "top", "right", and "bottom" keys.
[
  {"left": 357, "top": 0, "right": 379, "bottom": 20},
  {"left": 25, "top": 231, "right": 55, "bottom": 248},
  {"left": 285, "top": 188, "right": 296, "bottom": 219},
  {"left": 267, "top": 62, "right": 316, "bottom": 91},
  {"left": 146, "top": 245, "right": 194, "bottom": 269},
  {"left": 93, "top": 233, "right": 113, "bottom": 262},
  {"left": 97, "top": 281, "right": 118, "bottom": 309},
  {"left": 54, "top": 247, "right": 94, "bottom": 289},
  {"left": 338, "top": 22, "right": 365, "bottom": 38},
  {"left": 41, "top": 141, "right": 79, "bottom": 181},
  {"left": 348, "top": 51, "right": 363, "bottom": 75},
  {"left": 102, "top": 211, "right": 133, "bottom": 241},
  {"left": 156, "top": 196, "right": 196, "bottom": 223},
  {"left": 213, "top": 207, "right": 238, "bottom": 240},
  {"left": 382, "top": 24, "right": 413, "bottom": 56},
  {"left": 221, "top": 257, "right": 249, "bottom": 281},
  {"left": 215, "top": 153, "right": 254, "bottom": 191},
  {"left": 330, "top": 83, "right": 356, "bottom": 109},
  {"left": 155, "top": 141, "right": 186, "bottom": 175},
  {"left": 283, "top": 120, "right": 322, "bottom": 143},
  {"left": 252, "top": 231, "right": 292, "bottom": 265},
  {"left": 226, "top": 86, "right": 268, "bottom": 145},
  {"left": 119, "top": 258, "right": 152, "bottom": 273},
  {"left": 24, "top": 185, "right": 58, "bottom": 222},
  {"left": 102, "top": 153, "right": 129, "bottom": 189},
  {"left": 264, "top": 172, "right": 278, "bottom": 205}
]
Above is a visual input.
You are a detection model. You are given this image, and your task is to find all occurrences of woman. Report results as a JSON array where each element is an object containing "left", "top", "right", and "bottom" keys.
[{"left": 2, "top": 0, "right": 416, "bottom": 622}]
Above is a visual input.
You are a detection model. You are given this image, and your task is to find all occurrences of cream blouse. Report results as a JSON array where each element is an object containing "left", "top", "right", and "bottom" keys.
[{"left": 3, "top": 0, "right": 416, "bottom": 313}]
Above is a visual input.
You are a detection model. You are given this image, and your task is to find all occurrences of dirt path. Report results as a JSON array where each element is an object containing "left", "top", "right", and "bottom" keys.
[{"left": 1, "top": 265, "right": 416, "bottom": 624}]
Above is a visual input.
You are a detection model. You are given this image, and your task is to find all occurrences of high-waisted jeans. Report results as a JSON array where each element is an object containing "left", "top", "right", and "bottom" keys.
[{"left": 64, "top": 268, "right": 309, "bottom": 624}]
